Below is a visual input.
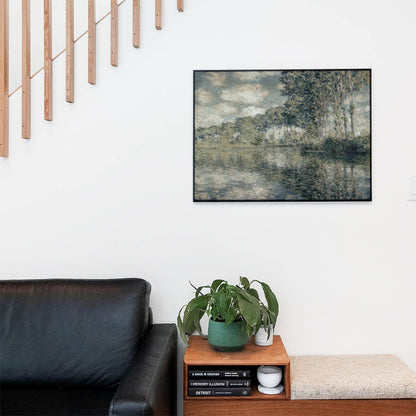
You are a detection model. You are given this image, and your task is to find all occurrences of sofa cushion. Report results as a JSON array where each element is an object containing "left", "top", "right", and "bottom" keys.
[
  {"left": 0, "top": 386, "right": 116, "bottom": 416},
  {"left": 0, "top": 279, "right": 151, "bottom": 387},
  {"left": 290, "top": 354, "right": 416, "bottom": 400}
]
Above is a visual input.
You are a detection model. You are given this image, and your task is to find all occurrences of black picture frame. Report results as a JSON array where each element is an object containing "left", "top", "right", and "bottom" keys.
[{"left": 193, "top": 69, "right": 372, "bottom": 202}]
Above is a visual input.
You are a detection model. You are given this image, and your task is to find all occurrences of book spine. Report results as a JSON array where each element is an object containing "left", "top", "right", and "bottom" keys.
[
  {"left": 188, "top": 387, "right": 251, "bottom": 397},
  {"left": 188, "top": 379, "right": 251, "bottom": 388},
  {"left": 188, "top": 370, "right": 250, "bottom": 378}
]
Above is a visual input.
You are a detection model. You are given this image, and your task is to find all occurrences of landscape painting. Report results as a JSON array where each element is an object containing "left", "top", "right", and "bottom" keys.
[{"left": 194, "top": 70, "right": 371, "bottom": 201}]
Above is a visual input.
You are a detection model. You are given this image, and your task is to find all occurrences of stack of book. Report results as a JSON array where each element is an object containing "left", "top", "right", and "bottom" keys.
[{"left": 188, "top": 368, "right": 251, "bottom": 397}]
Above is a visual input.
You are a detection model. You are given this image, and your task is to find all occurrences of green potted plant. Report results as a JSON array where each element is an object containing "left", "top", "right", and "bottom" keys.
[{"left": 177, "top": 277, "right": 279, "bottom": 351}]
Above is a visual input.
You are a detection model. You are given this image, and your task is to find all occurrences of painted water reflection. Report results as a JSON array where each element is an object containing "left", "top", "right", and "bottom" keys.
[{"left": 194, "top": 146, "right": 371, "bottom": 201}]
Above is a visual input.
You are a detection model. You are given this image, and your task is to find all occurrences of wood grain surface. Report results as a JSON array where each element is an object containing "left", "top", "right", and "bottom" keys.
[
  {"left": 184, "top": 398, "right": 416, "bottom": 416},
  {"left": 0, "top": 0, "right": 9, "bottom": 156}
]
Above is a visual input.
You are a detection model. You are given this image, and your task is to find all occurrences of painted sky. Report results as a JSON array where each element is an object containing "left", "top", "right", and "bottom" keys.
[{"left": 194, "top": 70, "right": 370, "bottom": 133}]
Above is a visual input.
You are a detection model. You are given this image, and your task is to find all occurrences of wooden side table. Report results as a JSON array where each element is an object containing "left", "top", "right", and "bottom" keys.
[{"left": 183, "top": 335, "right": 290, "bottom": 416}]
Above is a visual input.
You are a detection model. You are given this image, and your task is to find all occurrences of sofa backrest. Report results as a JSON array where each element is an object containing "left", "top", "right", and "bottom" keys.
[{"left": 0, "top": 278, "right": 151, "bottom": 387}]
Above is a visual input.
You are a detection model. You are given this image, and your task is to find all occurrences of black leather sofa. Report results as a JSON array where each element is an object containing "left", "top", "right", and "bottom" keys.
[{"left": 0, "top": 278, "right": 177, "bottom": 416}]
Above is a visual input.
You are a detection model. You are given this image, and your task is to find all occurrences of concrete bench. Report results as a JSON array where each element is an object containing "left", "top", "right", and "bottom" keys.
[{"left": 288, "top": 354, "right": 416, "bottom": 416}]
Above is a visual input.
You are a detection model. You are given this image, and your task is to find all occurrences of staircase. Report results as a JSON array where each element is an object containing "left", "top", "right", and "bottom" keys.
[{"left": 0, "top": 0, "right": 184, "bottom": 157}]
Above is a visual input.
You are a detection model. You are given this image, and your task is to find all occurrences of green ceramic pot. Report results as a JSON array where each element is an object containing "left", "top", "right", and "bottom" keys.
[{"left": 208, "top": 319, "right": 249, "bottom": 352}]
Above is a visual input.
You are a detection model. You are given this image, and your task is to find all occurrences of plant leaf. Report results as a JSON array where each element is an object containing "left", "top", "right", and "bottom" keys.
[
  {"left": 252, "top": 280, "right": 279, "bottom": 324},
  {"left": 183, "top": 295, "right": 209, "bottom": 334},
  {"left": 212, "top": 291, "right": 229, "bottom": 320},
  {"left": 240, "top": 276, "right": 250, "bottom": 290},
  {"left": 244, "top": 321, "right": 253, "bottom": 341},
  {"left": 194, "top": 285, "right": 211, "bottom": 297},
  {"left": 236, "top": 290, "right": 261, "bottom": 326},
  {"left": 177, "top": 305, "right": 188, "bottom": 345},
  {"left": 224, "top": 308, "right": 237, "bottom": 325},
  {"left": 247, "top": 288, "right": 260, "bottom": 300},
  {"left": 211, "top": 279, "right": 227, "bottom": 293},
  {"left": 234, "top": 286, "right": 252, "bottom": 303}
]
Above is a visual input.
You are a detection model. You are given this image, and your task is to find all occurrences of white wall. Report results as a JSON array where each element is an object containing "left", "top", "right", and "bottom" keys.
[{"left": 1, "top": 0, "right": 415, "bottom": 378}]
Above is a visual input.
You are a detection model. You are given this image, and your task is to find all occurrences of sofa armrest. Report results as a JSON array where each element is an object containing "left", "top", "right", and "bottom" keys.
[{"left": 109, "top": 324, "right": 177, "bottom": 416}]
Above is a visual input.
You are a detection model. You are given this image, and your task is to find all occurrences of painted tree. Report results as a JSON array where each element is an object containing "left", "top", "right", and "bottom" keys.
[
  {"left": 347, "top": 70, "right": 370, "bottom": 139},
  {"left": 280, "top": 71, "right": 321, "bottom": 138},
  {"left": 280, "top": 70, "right": 369, "bottom": 141}
]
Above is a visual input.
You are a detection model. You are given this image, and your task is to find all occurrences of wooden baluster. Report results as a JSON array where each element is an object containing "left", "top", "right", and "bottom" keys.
[
  {"left": 177, "top": 0, "right": 183, "bottom": 12},
  {"left": 66, "top": 0, "right": 74, "bottom": 102},
  {"left": 44, "top": 0, "right": 52, "bottom": 120},
  {"left": 133, "top": 0, "right": 140, "bottom": 48},
  {"left": 88, "top": 0, "right": 96, "bottom": 84},
  {"left": 155, "top": 0, "right": 162, "bottom": 30},
  {"left": 22, "top": 0, "right": 30, "bottom": 139},
  {"left": 0, "top": 0, "right": 8, "bottom": 156},
  {"left": 111, "top": 0, "right": 118, "bottom": 66}
]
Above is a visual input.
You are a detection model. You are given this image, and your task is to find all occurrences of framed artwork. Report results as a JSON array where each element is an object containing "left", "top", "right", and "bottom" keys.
[{"left": 193, "top": 69, "right": 372, "bottom": 202}]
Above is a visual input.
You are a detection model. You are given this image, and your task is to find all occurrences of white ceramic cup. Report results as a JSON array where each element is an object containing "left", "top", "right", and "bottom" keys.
[
  {"left": 254, "top": 326, "right": 274, "bottom": 346},
  {"left": 257, "top": 365, "right": 282, "bottom": 388}
]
